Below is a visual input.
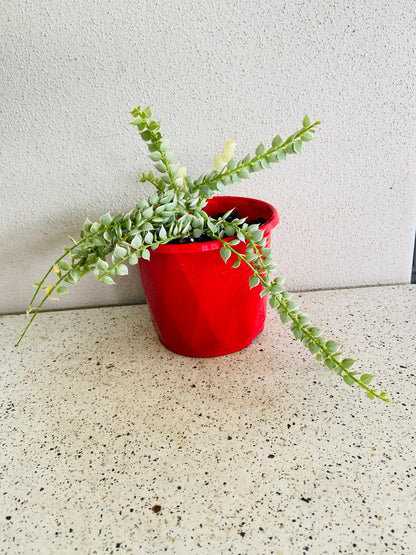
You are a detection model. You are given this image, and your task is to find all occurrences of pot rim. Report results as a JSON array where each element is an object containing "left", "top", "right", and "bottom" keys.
[{"left": 150, "top": 195, "right": 279, "bottom": 254}]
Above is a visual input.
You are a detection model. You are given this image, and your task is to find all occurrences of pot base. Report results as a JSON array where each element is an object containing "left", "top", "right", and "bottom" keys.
[{"left": 156, "top": 323, "right": 266, "bottom": 358}]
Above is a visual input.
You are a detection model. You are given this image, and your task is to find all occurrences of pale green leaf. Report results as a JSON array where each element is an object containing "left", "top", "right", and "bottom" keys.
[
  {"left": 131, "top": 235, "right": 143, "bottom": 249},
  {"left": 100, "top": 213, "right": 112, "bottom": 226},
  {"left": 342, "top": 358, "right": 356, "bottom": 369},
  {"left": 114, "top": 245, "right": 127, "bottom": 259},
  {"left": 141, "top": 248, "right": 150, "bottom": 261},
  {"left": 255, "top": 143, "right": 266, "bottom": 156},
  {"left": 149, "top": 151, "right": 162, "bottom": 162},
  {"left": 220, "top": 247, "right": 231, "bottom": 263},
  {"left": 360, "top": 374, "right": 374, "bottom": 385},
  {"left": 326, "top": 340, "right": 341, "bottom": 353},
  {"left": 249, "top": 275, "right": 260, "bottom": 289},
  {"left": 58, "top": 260, "right": 70, "bottom": 271},
  {"left": 97, "top": 259, "right": 108, "bottom": 271},
  {"left": 302, "top": 114, "right": 312, "bottom": 127},
  {"left": 272, "top": 135, "right": 283, "bottom": 147},
  {"left": 301, "top": 131, "right": 314, "bottom": 142},
  {"left": 101, "top": 275, "right": 116, "bottom": 285}
]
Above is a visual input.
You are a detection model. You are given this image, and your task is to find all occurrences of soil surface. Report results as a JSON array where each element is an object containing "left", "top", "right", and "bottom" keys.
[{"left": 168, "top": 211, "right": 267, "bottom": 244}]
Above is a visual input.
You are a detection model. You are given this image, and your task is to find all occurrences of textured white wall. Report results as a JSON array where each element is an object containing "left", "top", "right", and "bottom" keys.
[{"left": 1, "top": 0, "right": 415, "bottom": 314}]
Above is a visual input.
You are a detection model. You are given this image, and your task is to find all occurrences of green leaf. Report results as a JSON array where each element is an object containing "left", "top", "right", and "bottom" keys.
[
  {"left": 101, "top": 275, "right": 116, "bottom": 285},
  {"left": 129, "top": 252, "right": 139, "bottom": 265},
  {"left": 193, "top": 228, "right": 204, "bottom": 238},
  {"left": 141, "top": 248, "right": 150, "bottom": 261},
  {"left": 159, "top": 226, "right": 167, "bottom": 240},
  {"left": 160, "top": 139, "right": 169, "bottom": 152},
  {"left": 297, "top": 314, "right": 311, "bottom": 326},
  {"left": 302, "top": 114, "right": 312, "bottom": 127},
  {"left": 69, "top": 268, "right": 80, "bottom": 283},
  {"left": 149, "top": 151, "right": 162, "bottom": 162},
  {"left": 220, "top": 247, "right": 231, "bottom": 263},
  {"left": 114, "top": 245, "right": 127, "bottom": 259},
  {"left": 301, "top": 131, "right": 314, "bottom": 142},
  {"left": 285, "top": 143, "right": 296, "bottom": 155},
  {"left": 255, "top": 143, "right": 266, "bottom": 156},
  {"left": 91, "top": 236, "right": 106, "bottom": 246},
  {"left": 308, "top": 341, "right": 320, "bottom": 355},
  {"left": 343, "top": 375, "right": 355, "bottom": 386},
  {"left": 130, "top": 115, "right": 142, "bottom": 126},
  {"left": 277, "top": 150, "right": 287, "bottom": 161},
  {"left": 293, "top": 140, "right": 302, "bottom": 153},
  {"left": 292, "top": 327, "right": 304, "bottom": 340},
  {"left": 142, "top": 207, "right": 154, "bottom": 219},
  {"left": 148, "top": 120, "right": 159, "bottom": 131},
  {"left": 360, "top": 374, "right": 374, "bottom": 385},
  {"left": 251, "top": 230, "right": 263, "bottom": 242},
  {"left": 90, "top": 222, "right": 100, "bottom": 233},
  {"left": 249, "top": 275, "right": 260, "bottom": 289},
  {"left": 56, "top": 286, "right": 68, "bottom": 294},
  {"left": 154, "top": 162, "right": 166, "bottom": 173},
  {"left": 83, "top": 218, "right": 92, "bottom": 232},
  {"left": 232, "top": 259, "right": 241, "bottom": 268},
  {"left": 342, "top": 358, "right": 356, "bottom": 369},
  {"left": 97, "top": 259, "right": 108, "bottom": 271},
  {"left": 366, "top": 391, "right": 375, "bottom": 400},
  {"left": 140, "top": 130, "right": 152, "bottom": 141},
  {"left": 207, "top": 219, "right": 218, "bottom": 233},
  {"left": 326, "top": 340, "right": 341, "bottom": 353},
  {"left": 165, "top": 151, "right": 175, "bottom": 164},
  {"left": 144, "top": 231, "right": 154, "bottom": 244},
  {"left": 237, "top": 168, "right": 250, "bottom": 179},
  {"left": 117, "top": 264, "right": 129, "bottom": 276},
  {"left": 100, "top": 213, "right": 112, "bottom": 226},
  {"left": 324, "top": 358, "right": 336, "bottom": 369},
  {"left": 270, "top": 282, "right": 283, "bottom": 294},
  {"left": 58, "top": 260, "right": 70, "bottom": 271},
  {"left": 143, "top": 106, "right": 152, "bottom": 118},
  {"left": 131, "top": 234, "right": 143, "bottom": 249},
  {"left": 309, "top": 327, "right": 322, "bottom": 337},
  {"left": 279, "top": 311, "right": 290, "bottom": 324},
  {"left": 245, "top": 251, "right": 257, "bottom": 262},
  {"left": 227, "top": 159, "right": 237, "bottom": 170},
  {"left": 269, "top": 296, "right": 279, "bottom": 309},
  {"left": 272, "top": 135, "right": 283, "bottom": 147}
]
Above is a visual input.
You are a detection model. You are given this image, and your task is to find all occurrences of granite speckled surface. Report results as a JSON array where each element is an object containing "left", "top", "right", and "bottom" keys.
[{"left": 1, "top": 284, "right": 415, "bottom": 554}]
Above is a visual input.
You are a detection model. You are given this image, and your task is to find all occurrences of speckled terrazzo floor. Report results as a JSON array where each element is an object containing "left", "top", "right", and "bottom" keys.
[{"left": 1, "top": 284, "right": 415, "bottom": 554}]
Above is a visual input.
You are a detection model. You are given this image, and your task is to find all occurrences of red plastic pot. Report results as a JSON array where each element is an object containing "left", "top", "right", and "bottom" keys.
[{"left": 137, "top": 196, "right": 279, "bottom": 357}]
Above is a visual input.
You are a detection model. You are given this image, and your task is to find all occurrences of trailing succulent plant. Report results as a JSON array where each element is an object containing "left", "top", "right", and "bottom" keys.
[{"left": 17, "top": 105, "right": 391, "bottom": 403}]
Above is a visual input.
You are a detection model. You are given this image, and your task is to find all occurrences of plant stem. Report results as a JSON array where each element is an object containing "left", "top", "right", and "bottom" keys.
[
  {"left": 211, "top": 230, "right": 390, "bottom": 403},
  {"left": 16, "top": 273, "right": 68, "bottom": 347},
  {"left": 192, "top": 121, "right": 321, "bottom": 194}
]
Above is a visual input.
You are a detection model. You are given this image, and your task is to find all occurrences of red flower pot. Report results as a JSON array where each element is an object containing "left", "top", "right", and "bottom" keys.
[{"left": 137, "top": 196, "right": 279, "bottom": 357}]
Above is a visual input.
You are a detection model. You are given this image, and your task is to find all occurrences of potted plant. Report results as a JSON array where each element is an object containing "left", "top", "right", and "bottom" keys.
[{"left": 16, "top": 105, "right": 391, "bottom": 403}]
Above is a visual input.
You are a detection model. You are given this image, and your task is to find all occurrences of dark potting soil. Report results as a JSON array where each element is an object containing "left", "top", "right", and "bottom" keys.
[{"left": 168, "top": 210, "right": 267, "bottom": 244}]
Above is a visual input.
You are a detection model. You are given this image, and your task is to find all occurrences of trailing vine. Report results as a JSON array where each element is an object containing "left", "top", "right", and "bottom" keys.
[{"left": 16, "top": 105, "right": 391, "bottom": 403}]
